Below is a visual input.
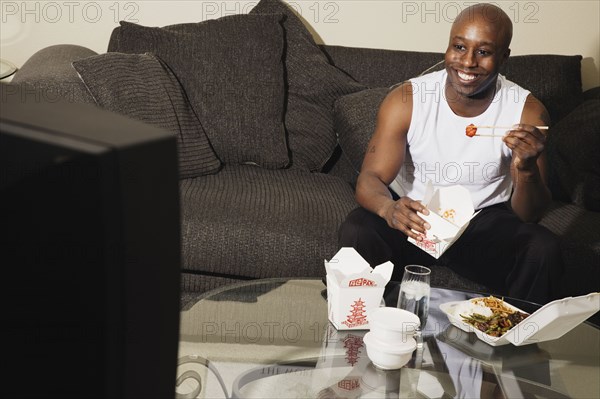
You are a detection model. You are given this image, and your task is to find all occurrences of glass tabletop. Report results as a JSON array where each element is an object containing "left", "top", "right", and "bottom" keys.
[{"left": 178, "top": 278, "right": 600, "bottom": 399}]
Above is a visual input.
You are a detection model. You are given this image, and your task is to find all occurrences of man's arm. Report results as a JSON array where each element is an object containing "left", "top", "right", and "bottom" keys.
[
  {"left": 503, "top": 94, "right": 552, "bottom": 222},
  {"left": 356, "top": 82, "right": 430, "bottom": 241}
]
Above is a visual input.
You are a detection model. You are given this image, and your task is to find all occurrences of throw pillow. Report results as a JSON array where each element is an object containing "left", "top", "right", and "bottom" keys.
[
  {"left": 108, "top": 14, "right": 289, "bottom": 169},
  {"left": 72, "top": 52, "right": 222, "bottom": 179},
  {"left": 499, "top": 55, "right": 583, "bottom": 124},
  {"left": 546, "top": 98, "right": 600, "bottom": 211},
  {"left": 334, "top": 88, "right": 390, "bottom": 173},
  {"left": 250, "top": 0, "right": 366, "bottom": 171}
]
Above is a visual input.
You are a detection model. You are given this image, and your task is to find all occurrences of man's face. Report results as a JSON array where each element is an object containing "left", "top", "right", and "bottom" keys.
[{"left": 444, "top": 13, "right": 510, "bottom": 99}]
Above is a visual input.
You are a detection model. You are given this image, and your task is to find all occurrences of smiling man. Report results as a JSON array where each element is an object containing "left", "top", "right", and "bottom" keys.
[{"left": 338, "top": 3, "right": 562, "bottom": 303}]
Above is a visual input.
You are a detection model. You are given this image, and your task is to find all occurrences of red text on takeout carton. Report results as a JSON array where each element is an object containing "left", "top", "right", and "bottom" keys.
[
  {"left": 325, "top": 248, "right": 393, "bottom": 330},
  {"left": 408, "top": 181, "right": 481, "bottom": 259}
]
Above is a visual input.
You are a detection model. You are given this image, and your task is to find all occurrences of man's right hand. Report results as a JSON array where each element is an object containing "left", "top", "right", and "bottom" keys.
[{"left": 381, "top": 197, "right": 431, "bottom": 241}]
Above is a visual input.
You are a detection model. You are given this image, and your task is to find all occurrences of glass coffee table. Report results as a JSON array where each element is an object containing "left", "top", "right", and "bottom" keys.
[{"left": 177, "top": 278, "right": 599, "bottom": 398}]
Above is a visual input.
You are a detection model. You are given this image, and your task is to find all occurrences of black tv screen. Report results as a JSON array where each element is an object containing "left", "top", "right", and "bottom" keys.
[{"left": 1, "top": 87, "right": 181, "bottom": 399}]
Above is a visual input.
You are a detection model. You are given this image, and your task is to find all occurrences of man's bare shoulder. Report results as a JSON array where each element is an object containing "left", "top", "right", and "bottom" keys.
[
  {"left": 379, "top": 81, "right": 413, "bottom": 117},
  {"left": 523, "top": 93, "right": 551, "bottom": 126},
  {"left": 385, "top": 81, "right": 414, "bottom": 105},
  {"left": 375, "top": 81, "right": 413, "bottom": 137}
]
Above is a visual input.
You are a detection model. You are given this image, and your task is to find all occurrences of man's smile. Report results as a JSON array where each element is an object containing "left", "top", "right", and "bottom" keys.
[{"left": 456, "top": 70, "right": 479, "bottom": 82}]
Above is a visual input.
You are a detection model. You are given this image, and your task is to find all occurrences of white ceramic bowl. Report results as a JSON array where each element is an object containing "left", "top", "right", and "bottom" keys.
[
  {"left": 363, "top": 331, "right": 417, "bottom": 370},
  {"left": 368, "top": 307, "right": 420, "bottom": 343}
]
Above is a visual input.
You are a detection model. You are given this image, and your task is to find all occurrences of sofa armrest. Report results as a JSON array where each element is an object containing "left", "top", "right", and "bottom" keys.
[
  {"left": 11, "top": 44, "right": 98, "bottom": 104},
  {"left": 546, "top": 97, "right": 600, "bottom": 211},
  {"left": 583, "top": 86, "right": 600, "bottom": 101},
  {"left": 539, "top": 201, "right": 600, "bottom": 298},
  {"left": 13, "top": 44, "right": 97, "bottom": 83}
]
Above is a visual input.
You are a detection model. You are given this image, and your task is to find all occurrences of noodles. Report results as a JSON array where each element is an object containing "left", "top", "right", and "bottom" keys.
[
  {"left": 460, "top": 296, "right": 529, "bottom": 337},
  {"left": 473, "top": 296, "right": 514, "bottom": 314}
]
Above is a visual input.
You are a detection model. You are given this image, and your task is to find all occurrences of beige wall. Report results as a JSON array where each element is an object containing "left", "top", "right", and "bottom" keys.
[{"left": 1, "top": 1, "right": 598, "bottom": 90}]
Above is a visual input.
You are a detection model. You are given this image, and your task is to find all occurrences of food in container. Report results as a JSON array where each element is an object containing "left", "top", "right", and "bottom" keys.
[
  {"left": 458, "top": 296, "right": 529, "bottom": 337},
  {"left": 440, "top": 292, "right": 600, "bottom": 346}
]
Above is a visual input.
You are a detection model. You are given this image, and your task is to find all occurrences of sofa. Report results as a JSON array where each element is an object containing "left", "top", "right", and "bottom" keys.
[{"left": 6, "top": 0, "right": 599, "bottom": 304}]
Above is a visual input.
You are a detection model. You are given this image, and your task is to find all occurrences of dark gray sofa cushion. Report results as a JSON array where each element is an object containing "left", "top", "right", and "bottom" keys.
[
  {"left": 179, "top": 165, "right": 358, "bottom": 279},
  {"left": 72, "top": 52, "right": 221, "bottom": 179},
  {"left": 322, "top": 45, "right": 444, "bottom": 89},
  {"left": 108, "top": 14, "right": 289, "bottom": 169},
  {"left": 250, "top": 0, "right": 366, "bottom": 171},
  {"left": 547, "top": 99, "right": 600, "bottom": 211},
  {"left": 539, "top": 201, "right": 600, "bottom": 297},
  {"left": 334, "top": 88, "right": 389, "bottom": 178},
  {"left": 498, "top": 55, "right": 583, "bottom": 123}
]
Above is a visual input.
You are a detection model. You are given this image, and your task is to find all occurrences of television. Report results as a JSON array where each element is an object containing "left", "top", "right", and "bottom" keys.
[{"left": 1, "top": 85, "right": 181, "bottom": 399}]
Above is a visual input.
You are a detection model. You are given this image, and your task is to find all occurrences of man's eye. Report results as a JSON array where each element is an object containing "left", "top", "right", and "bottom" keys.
[
  {"left": 477, "top": 50, "right": 490, "bottom": 56},
  {"left": 454, "top": 45, "right": 465, "bottom": 51}
]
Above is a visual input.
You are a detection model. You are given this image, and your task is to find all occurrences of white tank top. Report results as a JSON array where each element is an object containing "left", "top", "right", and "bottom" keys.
[{"left": 389, "top": 70, "right": 530, "bottom": 210}]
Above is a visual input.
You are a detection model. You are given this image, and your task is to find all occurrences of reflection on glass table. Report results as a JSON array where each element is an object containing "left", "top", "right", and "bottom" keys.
[{"left": 177, "top": 278, "right": 600, "bottom": 399}]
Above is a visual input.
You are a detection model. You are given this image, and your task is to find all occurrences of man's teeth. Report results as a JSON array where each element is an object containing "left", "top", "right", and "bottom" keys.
[{"left": 458, "top": 71, "right": 477, "bottom": 81}]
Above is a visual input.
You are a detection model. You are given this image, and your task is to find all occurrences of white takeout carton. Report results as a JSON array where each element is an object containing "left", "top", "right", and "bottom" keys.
[
  {"left": 325, "top": 248, "right": 394, "bottom": 330},
  {"left": 408, "top": 181, "right": 481, "bottom": 259}
]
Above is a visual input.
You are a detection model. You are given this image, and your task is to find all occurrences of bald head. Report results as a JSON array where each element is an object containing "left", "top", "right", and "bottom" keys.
[
  {"left": 444, "top": 3, "right": 513, "bottom": 100},
  {"left": 453, "top": 4, "right": 513, "bottom": 51}
]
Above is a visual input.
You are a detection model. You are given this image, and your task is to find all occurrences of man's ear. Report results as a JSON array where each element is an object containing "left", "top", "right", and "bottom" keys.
[{"left": 502, "top": 48, "right": 511, "bottom": 64}]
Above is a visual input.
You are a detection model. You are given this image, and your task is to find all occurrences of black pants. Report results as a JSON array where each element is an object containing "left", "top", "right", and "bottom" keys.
[{"left": 338, "top": 204, "right": 564, "bottom": 304}]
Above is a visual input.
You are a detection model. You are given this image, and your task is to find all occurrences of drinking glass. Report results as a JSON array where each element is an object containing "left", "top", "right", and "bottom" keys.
[{"left": 397, "top": 265, "right": 431, "bottom": 339}]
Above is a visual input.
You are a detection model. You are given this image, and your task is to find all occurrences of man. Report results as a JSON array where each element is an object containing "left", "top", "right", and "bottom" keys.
[{"left": 338, "top": 3, "right": 562, "bottom": 303}]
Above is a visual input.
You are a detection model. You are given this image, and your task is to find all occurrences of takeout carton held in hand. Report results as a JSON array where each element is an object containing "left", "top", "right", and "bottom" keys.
[
  {"left": 408, "top": 181, "right": 481, "bottom": 259},
  {"left": 325, "top": 248, "right": 394, "bottom": 330}
]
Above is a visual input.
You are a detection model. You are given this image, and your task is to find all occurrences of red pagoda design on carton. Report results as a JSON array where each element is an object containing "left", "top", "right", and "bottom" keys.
[
  {"left": 342, "top": 298, "right": 367, "bottom": 329},
  {"left": 343, "top": 334, "right": 364, "bottom": 366}
]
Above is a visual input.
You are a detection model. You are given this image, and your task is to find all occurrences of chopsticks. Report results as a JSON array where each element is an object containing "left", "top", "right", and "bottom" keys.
[
  {"left": 472, "top": 134, "right": 504, "bottom": 137},
  {"left": 474, "top": 125, "right": 549, "bottom": 130},
  {"left": 470, "top": 125, "right": 549, "bottom": 138}
]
